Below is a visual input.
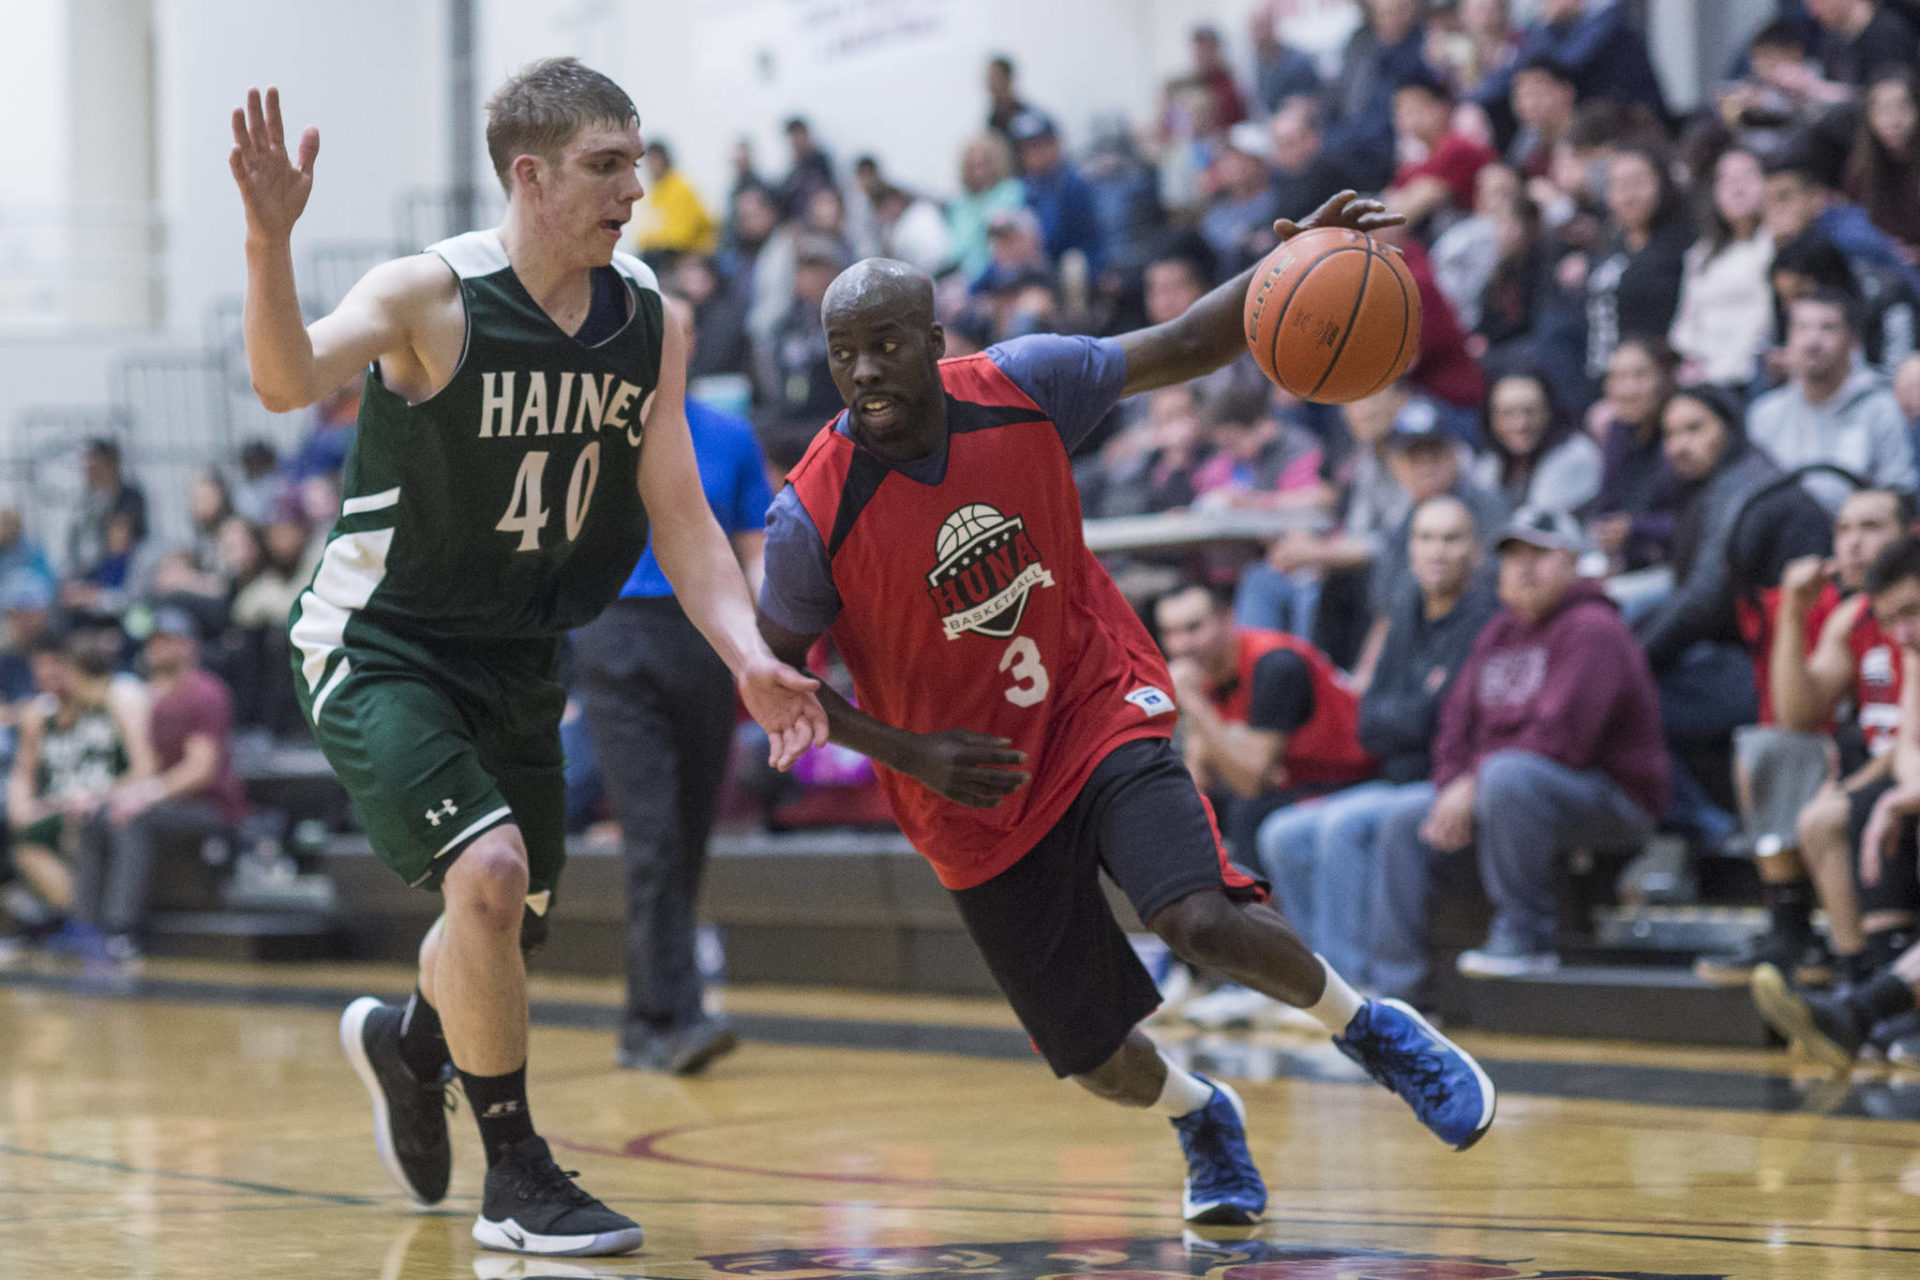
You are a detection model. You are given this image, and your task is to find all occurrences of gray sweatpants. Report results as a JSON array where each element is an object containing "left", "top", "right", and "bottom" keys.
[
  {"left": 73, "top": 798, "right": 228, "bottom": 936},
  {"left": 1367, "top": 750, "right": 1654, "bottom": 1000}
]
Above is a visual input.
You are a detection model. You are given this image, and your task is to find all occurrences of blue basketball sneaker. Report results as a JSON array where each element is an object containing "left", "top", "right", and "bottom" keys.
[
  {"left": 1170, "top": 1077, "right": 1267, "bottom": 1225},
  {"left": 1333, "top": 999, "right": 1496, "bottom": 1151}
]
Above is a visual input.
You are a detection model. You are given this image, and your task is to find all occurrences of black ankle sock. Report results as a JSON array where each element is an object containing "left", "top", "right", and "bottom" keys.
[
  {"left": 1763, "top": 878, "right": 1814, "bottom": 944},
  {"left": 460, "top": 1064, "right": 535, "bottom": 1164},
  {"left": 398, "top": 988, "right": 450, "bottom": 1081},
  {"left": 1855, "top": 971, "right": 1918, "bottom": 1024},
  {"left": 1840, "top": 950, "right": 1876, "bottom": 987}
]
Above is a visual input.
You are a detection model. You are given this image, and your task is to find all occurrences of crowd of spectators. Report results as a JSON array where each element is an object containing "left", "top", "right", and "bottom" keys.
[
  {"left": 13, "top": 1, "right": 1920, "bottom": 1017},
  {"left": 0, "top": 392, "right": 342, "bottom": 969}
]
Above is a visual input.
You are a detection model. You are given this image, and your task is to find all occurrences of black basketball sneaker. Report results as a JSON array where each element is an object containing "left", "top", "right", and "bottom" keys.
[
  {"left": 339, "top": 996, "right": 454, "bottom": 1205},
  {"left": 472, "top": 1135, "right": 645, "bottom": 1256}
]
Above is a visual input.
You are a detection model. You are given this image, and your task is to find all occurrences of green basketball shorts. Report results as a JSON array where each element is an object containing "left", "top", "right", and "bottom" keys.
[
  {"left": 292, "top": 609, "right": 568, "bottom": 904},
  {"left": 16, "top": 814, "right": 64, "bottom": 853}
]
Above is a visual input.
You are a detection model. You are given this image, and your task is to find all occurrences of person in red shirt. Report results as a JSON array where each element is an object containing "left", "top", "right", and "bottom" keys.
[
  {"left": 1189, "top": 25, "right": 1248, "bottom": 130},
  {"left": 1154, "top": 581, "right": 1375, "bottom": 859},
  {"left": 1386, "top": 65, "right": 1498, "bottom": 231},
  {"left": 1753, "top": 536, "right": 1920, "bottom": 1072},
  {"left": 1701, "top": 488, "right": 1912, "bottom": 987},
  {"left": 757, "top": 194, "right": 1496, "bottom": 1226}
]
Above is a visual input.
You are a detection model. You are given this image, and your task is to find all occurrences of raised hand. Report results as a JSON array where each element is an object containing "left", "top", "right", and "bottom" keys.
[
  {"left": 1272, "top": 190, "right": 1406, "bottom": 242},
  {"left": 907, "top": 729, "right": 1030, "bottom": 809},
  {"left": 229, "top": 86, "right": 320, "bottom": 242},
  {"left": 1778, "top": 555, "right": 1832, "bottom": 611}
]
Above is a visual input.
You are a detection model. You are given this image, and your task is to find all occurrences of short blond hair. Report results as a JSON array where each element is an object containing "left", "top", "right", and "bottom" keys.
[{"left": 484, "top": 57, "right": 638, "bottom": 193}]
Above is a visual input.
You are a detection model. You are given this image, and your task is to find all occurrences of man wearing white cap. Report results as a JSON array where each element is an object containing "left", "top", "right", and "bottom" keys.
[{"left": 1201, "top": 122, "right": 1284, "bottom": 275}]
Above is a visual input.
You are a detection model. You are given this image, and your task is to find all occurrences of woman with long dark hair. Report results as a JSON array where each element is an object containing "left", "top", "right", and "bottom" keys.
[
  {"left": 1582, "top": 143, "right": 1693, "bottom": 384},
  {"left": 1671, "top": 147, "right": 1774, "bottom": 387},
  {"left": 1589, "top": 334, "right": 1683, "bottom": 572},
  {"left": 1843, "top": 68, "right": 1920, "bottom": 252},
  {"left": 1469, "top": 370, "right": 1602, "bottom": 513}
]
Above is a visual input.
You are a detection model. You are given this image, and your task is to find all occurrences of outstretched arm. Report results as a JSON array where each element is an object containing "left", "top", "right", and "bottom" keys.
[
  {"left": 643, "top": 306, "right": 827, "bottom": 769},
  {"left": 757, "top": 615, "right": 1031, "bottom": 809},
  {"left": 1114, "top": 191, "right": 1404, "bottom": 398}
]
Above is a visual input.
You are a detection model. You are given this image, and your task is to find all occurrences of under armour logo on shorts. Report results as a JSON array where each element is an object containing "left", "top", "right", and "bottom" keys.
[{"left": 425, "top": 799, "right": 459, "bottom": 827}]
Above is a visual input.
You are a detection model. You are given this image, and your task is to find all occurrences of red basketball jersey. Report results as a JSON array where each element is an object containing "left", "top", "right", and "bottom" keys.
[
  {"left": 1746, "top": 583, "right": 1902, "bottom": 752},
  {"left": 1209, "top": 629, "right": 1376, "bottom": 787},
  {"left": 787, "top": 353, "right": 1177, "bottom": 889},
  {"left": 1848, "top": 608, "right": 1903, "bottom": 757}
]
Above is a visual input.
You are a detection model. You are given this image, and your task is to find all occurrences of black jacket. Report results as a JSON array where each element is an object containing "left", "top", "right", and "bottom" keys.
[
  {"left": 1359, "top": 579, "right": 1501, "bottom": 783},
  {"left": 1634, "top": 444, "right": 1832, "bottom": 670}
]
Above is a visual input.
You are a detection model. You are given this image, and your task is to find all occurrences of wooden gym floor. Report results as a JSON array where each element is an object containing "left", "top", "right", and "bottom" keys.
[{"left": 4, "top": 959, "right": 1920, "bottom": 1278}]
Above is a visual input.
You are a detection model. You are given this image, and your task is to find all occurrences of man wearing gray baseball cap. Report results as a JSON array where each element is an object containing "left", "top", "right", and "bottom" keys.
[{"left": 1365, "top": 505, "right": 1672, "bottom": 992}]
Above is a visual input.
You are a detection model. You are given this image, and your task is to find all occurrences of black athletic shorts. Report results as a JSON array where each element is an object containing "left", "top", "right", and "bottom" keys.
[
  {"left": 1847, "top": 776, "right": 1920, "bottom": 915},
  {"left": 949, "top": 737, "right": 1264, "bottom": 1078}
]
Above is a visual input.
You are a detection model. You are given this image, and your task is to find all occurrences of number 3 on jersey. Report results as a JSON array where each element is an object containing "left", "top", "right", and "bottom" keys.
[
  {"left": 1000, "top": 636, "right": 1049, "bottom": 707},
  {"left": 497, "top": 443, "right": 602, "bottom": 552}
]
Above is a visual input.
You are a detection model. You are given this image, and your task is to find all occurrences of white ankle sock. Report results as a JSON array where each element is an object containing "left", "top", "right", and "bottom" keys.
[
  {"left": 1306, "top": 955, "right": 1365, "bottom": 1034},
  {"left": 1152, "top": 1054, "right": 1215, "bottom": 1117}
]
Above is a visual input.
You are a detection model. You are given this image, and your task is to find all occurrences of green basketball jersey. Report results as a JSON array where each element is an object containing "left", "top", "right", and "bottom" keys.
[
  {"left": 34, "top": 697, "right": 127, "bottom": 801},
  {"left": 291, "top": 230, "right": 663, "bottom": 699}
]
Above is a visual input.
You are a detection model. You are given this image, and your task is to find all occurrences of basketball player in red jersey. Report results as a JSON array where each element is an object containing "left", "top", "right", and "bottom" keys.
[{"left": 758, "top": 193, "right": 1497, "bottom": 1223}]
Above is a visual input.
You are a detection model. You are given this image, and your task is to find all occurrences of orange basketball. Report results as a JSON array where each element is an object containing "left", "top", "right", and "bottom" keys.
[{"left": 1242, "top": 227, "right": 1422, "bottom": 404}]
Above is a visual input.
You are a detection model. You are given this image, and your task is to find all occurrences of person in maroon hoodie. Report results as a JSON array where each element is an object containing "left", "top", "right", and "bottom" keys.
[{"left": 1366, "top": 506, "right": 1671, "bottom": 997}]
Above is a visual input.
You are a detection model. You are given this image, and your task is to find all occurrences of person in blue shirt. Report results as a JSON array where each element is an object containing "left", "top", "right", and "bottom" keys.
[
  {"left": 1007, "top": 112, "right": 1106, "bottom": 276},
  {"left": 1763, "top": 140, "right": 1920, "bottom": 307},
  {"left": 1475, "top": 0, "right": 1669, "bottom": 149},
  {"left": 1323, "top": 0, "right": 1429, "bottom": 194},
  {"left": 571, "top": 395, "right": 773, "bottom": 1076}
]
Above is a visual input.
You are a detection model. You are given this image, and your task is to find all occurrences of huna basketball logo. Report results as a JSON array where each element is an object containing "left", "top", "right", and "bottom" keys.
[{"left": 926, "top": 503, "right": 1055, "bottom": 640}]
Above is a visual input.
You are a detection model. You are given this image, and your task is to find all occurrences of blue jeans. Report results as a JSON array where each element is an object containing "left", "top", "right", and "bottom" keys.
[
  {"left": 1257, "top": 780, "right": 1433, "bottom": 987},
  {"left": 1658, "top": 641, "right": 1759, "bottom": 843},
  {"left": 1233, "top": 566, "right": 1322, "bottom": 639},
  {"left": 1368, "top": 751, "right": 1654, "bottom": 1000}
]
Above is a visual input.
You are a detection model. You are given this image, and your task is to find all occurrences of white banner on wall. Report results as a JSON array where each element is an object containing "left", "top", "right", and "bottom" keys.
[{"left": 694, "top": 0, "right": 973, "bottom": 87}]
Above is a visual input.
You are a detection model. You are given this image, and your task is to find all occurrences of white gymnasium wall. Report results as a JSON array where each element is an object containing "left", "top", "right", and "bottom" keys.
[
  {"left": 0, "top": 0, "right": 73, "bottom": 332},
  {"left": 477, "top": 0, "right": 1173, "bottom": 209},
  {"left": 0, "top": 1, "right": 69, "bottom": 209},
  {"left": 67, "top": 0, "right": 159, "bottom": 328},
  {"left": 152, "top": 0, "right": 449, "bottom": 334}
]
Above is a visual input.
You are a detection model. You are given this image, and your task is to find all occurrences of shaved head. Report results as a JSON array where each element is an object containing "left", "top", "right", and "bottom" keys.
[
  {"left": 822, "top": 257, "right": 935, "bottom": 328},
  {"left": 822, "top": 258, "right": 948, "bottom": 460}
]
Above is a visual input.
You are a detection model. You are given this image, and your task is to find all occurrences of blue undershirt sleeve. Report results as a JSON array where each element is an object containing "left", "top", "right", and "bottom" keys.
[
  {"left": 758, "top": 486, "right": 841, "bottom": 636},
  {"left": 986, "top": 334, "right": 1129, "bottom": 453}
]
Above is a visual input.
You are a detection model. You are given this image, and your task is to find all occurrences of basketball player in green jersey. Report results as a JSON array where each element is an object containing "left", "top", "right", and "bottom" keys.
[{"left": 229, "top": 60, "right": 826, "bottom": 1257}]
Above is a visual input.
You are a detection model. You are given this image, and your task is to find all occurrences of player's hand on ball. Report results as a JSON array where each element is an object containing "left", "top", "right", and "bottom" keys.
[
  {"left": 909, "top": 729, "right": 1030, "bottom": 809},
  {"left": 1272, "top": 190, "right": 1406, "bottom": 243},
  {"left": 738, "top": 656, "right": 827, "bottom": 772},
  {"left": 229, "top": 86, "right": 320, "bottom": 240}
]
